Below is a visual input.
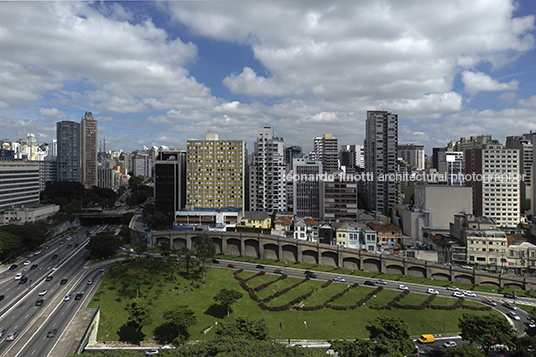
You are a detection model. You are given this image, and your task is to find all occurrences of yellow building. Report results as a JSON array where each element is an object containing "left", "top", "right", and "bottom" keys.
[
  {"left": 238, "top": 211, "right": 272, "bottom": 229},
  {"left": 187, "top": 132, "right": 245, "bottom": 209}
]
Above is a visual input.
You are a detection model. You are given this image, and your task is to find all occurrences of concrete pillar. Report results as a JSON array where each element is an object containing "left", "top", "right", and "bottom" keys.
[
  {"left": 425, "top": 261, "right": 430, "bottom": 278},
  {"left": 380, "top": 254, "right": 386, "bottom": 274},
  {"left": 222, "top": 235, "right": 227, "bottom": 255},
  {"left": 359, "top": 252, "right": 364, "bottom": 271},
  {"left": 317, "top": 244, "right": 322, "bottom": 265},
  {"left": 402, "top": 258, "right": 408, "bottom": 276},
  {"left": 240, "top": 236, "right": 245, "bottom": 257},
  {"left": 258, "top": 237, "right": 264, "bottom": 258},
  {"left": 278, "top": 238, "right": 282, "bottom": 261},
  {"left": 450, "top": 266, "right": 455, "bottom": 283},
  {"left": 337, "top": 247, "right": 343, "bottom": 268},
  {"left": 186, "top": 235, "right": 192, "bottom": 250},
  {"left": 297, "top": 243, "right": 303, "bottom": 262}
]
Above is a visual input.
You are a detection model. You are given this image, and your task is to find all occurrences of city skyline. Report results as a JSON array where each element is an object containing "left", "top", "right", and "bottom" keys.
[{"left": 0, "top": 1, "right": 535, "bottom": 154}]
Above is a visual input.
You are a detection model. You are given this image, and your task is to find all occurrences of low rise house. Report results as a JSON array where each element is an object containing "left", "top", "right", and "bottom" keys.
[{"left": 367, "top": 222, "right": 403, "bottom": 251}]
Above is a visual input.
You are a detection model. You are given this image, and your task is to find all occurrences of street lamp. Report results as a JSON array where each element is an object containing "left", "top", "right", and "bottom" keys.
[{"left": 304, "top": 321, "right": 308, "bottom": 348}]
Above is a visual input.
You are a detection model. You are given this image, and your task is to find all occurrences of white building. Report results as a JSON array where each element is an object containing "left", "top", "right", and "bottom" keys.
[{"left": 398, "top": 144, "right": 425, "bottom": 171}]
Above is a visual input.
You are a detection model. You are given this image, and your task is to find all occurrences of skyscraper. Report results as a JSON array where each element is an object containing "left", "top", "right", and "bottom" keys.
[
  {"left": 364, "top": 110, "right": 398, "bottom": 214},
  {"left": 312, "top": 134, "right": 339, "bottom": 174},
  {"left": 81, "top": 112, "right": 98, "bottom": 188},
  {"left": 293, "top": 158, "right": 323, "bottom": 219},
  {"left": 397, "top": 144, "right": 425, "bottom": 171},
  {"left": 249, "top": 127, "right": 286, "bottom": 212},
  {"left": 154, "top": 150, "right": 187, "bottom": 215},
  {"left": 187, "top": 132, "right": 245, "bottom": 209},
  {"left": 56, "top": 120, "right": 81, "bottom": 182}
]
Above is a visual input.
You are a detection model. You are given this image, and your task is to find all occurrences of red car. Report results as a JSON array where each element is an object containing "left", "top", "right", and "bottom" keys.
[{"left": 227, "top": 264, "right": 236, "bottom": 268}]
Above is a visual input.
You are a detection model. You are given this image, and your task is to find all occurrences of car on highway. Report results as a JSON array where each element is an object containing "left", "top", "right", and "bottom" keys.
[
  {"left": 46, "top": 329, "right": 57, "bottom": 338},
  {"left": 398, "top": 284, "right": 409, "bottom": 290},
  {"left": 59, "top": 240, "right": 64, "bottom": 245},
  {"left": 227, "top": 264, "right": 236, "bottom": 268},
  {"left": 51, "top": 254, "right": 58, "bottom": 260},
  {"left": 503, "top": 301, "right": 517, "bottom": 310},
  {"left": 376, "top": 279, "right": 387, "bottom": 285},
  {"left": 30, "top": 264, "right": 38, "bottom": 270},
  {"left": 75, "top": 293, "right": 83, "bottom": 300},
  {"left": 60, "top": 278, "right": 68, "bottom": 285},
  {"left": 483, "top": 298, "right": 496, "bottom": 306},
  {"left": 19, "top": 277, "right": 28, "bottom": 284},
  {"left": 255, "top": 264, "right": 265, "bottom": 269},
  {"left": 304, "top": 271, "right": 317, "bottom": 278},
  {"left": 463, "top": 290, "right": 476, "bottom": 297},
  {"left": 39, "top": 290, "right": 48, "bottom": 296},
  {"left": 364, "top": 280, "right": 376, "bottom": 286},
  {"left": 0, "top": 295, "right": 4, "bottom": 301},
  {"left": 333, "top": 277, "right": 345, "bottom": 282},
  {"left": 274, "top": 268, "right": 284, "bottom": 274},
  {"left": 45, "top": 276, "right": 53, "bottom": 281},
  {"left": 446, "top": 286, "right": 459, "bottom": 291},
  {"left": 528, "top": 320, "right": 536, "bottom": 329},
  {"left": 34, "top": 250, "right": 41, "bottom": 255},
  {"left": 74, "top": 243, "right": 79, "bottom": 247},
  {"left": 9, "top": 264, "right": 17, "bottom": 270},
  {"left": 15, "top": 273, "right": 22, "bottom": 280},
  {"left": 452, "top": 291, "right": 465, "bottom": 298},
  {"left": 64, "top": 295, "right": 71, "bottom": 301},
  {"left": 87, "top": 279, "right": 93, "bottom": 285},
  {"left": 23, "top": 260, "right": 31, "bottom": 265},
  {"left": 100, "top": 267, "right": 107, "bottom": 272},
  {"left": 67, "top": 244, "right": 72, "bottom": 249},
  {"left": 442, "top": 340, "right": 457, "bottom": 348},
  {"left": 5, "top": 332, "right": 18, "bottom": 341},
  {"left": 427, "top": 288, "right": 439, "bottom": 294},
  {"left": 212, "top": 259, "right": 220, "bottom": 264},
  {"left": 66, "top": 236, "right": 72, "bottom": 241},
  {"left": 0, "top": 329, "right": 6, "bottom": 338},
  {"left": 145, "top": 349, "right": 159, "bottom": 355},
  {"left": 504, "top": 292, "right": 517, "bottom": 299},
  {"left": 45, "top": 245, "right": 50, "bottom": 250},
  {"left": 35, "top": 299, "right": 45, "bottom": 306},
  {"left": 508, "top": 311, "right": 521, "bottom": 321}
]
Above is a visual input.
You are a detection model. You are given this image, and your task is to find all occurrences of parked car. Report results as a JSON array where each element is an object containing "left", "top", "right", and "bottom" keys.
[
  {"left": 427, "top": 348, "right": 443, "bottom": 356},
  {"left": 364, "top": 280, "right": 376, "bottom": 286},
  {"left": 75, "top": 293, "right": 83, "bottom": 300},
  {"left": 255, "top": 264, "right": 265, "bottom": 269},
  {"left": 463, "top": 290, "right": 476, "bottom": 297},
  {"left": 39, "top": 290, "right": 48, "bottom": 296},
  {"left": 398, "top": 284, "right": 409, "bottom": 290},
  {"left": 442, "top": 340, "right": 457, "bottom": 348},
  {"left": 45, "top": 276, "right": 53, "bottom": 281},
  {"left": 508, "top": 311, "right": 521, "bottom": 321},
  {"left": 461, "top": 265, "right": 473, "bottom": 270},
  {"left": 503, "top": 301, "right": 517, "bottom": 310},
  {"left": 46, "top": 329, "right": 57, "bottom": 338},
  {"left": 60, "top": 279, "right": 68, "bottom": 285},
  {"left": 483, "top": 298, "right": 496, "bottom": 306},
  {"left": 274, "top": 268, "right": 284, "bottom": 274},
  {"left": 376, "top": 279, "right": 387, "bottom": 285},
  {"left": 427, "top": 288, "right": 439, "bottom": 295},
  {"left": 5, "top": 332, "right": 18, "bottom": 341},
  {"left": 333, "top": 277, "right": 345, "bottom": 282},
  {"left": 227, "top": 264, "right": 236, "bottom": 268},
  {"left": 66, "top": 236, "right": 72, "bottom": 241},
  {"left": 145, "top": 349, "right": 159, "bottom": 355},
  {"left": 35, "top": 299, "right": 45, "bottom": 306},
  {"left": 452, "top": 291, "right": 465, "bottom": 298},
  {"left": 446, "top": 286, "right": 459, "bottom": 291}
]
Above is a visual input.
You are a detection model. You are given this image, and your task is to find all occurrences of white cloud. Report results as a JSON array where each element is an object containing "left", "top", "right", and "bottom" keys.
[
  {"left": 461, "top": 71, "right": 519, "bottom": 96},
  {"left": 38, "top": 107, "right": 67, "bottom": 119}
]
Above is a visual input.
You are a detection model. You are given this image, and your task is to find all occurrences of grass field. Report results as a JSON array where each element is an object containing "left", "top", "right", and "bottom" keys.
[{"left": 88, "top": 258, "right": 503, "bottom": 342}]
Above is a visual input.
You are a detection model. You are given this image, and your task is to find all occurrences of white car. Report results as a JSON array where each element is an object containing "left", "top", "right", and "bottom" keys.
[
  {"left": 87, "top": 279, "right": 93, "bottom": 285},
  {"left": 333, "top": 277, "right": 345, "bottom": 282},
  {"left": 23, "top": 260, "right": 31, "bottom": 266},
  {"left": 442, "top": 340, "right": 457, "bottom": 348},
  {"left": 461, "top": 265, "right": 473, "bottom": 270},
  {"left": 14, "top": 273, "right": 22, "bottom": 280},
  {"left": 452, "top": 291, "right": 465, "bottom": 298},
  {"left": 144, "top": 349, "right": 159, "bottom": 356},
  {"left": 63, "top": 295, "right": 70, "bottom": 301},
  {"left": 508, "top": 311, "right": 521, "bottom": 321},
  {"left": 398, "top": 284, "right": 409, "bottom": 290},
  {"left": 34, "top": 250, "right": 41, "bottom": 255},
  {"left": 427, "top": 288, "right": 439, "bottom": 294},
  {"left": 5, "top": 332, "right": 17, "bottom": 341},
  {"left": 463, "top": 290, "right": 476, "bottom": 297},
  {"left": 39, "top": 290, "right": 48, "bottom": 296},
  {"left": 66, "top": 236, "right": 72, "bottom": 241}
]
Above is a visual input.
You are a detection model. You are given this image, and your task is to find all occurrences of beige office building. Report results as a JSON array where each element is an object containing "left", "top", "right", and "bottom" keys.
[{"left": 187, "top": 132, "right": 245, "bottom": 209}]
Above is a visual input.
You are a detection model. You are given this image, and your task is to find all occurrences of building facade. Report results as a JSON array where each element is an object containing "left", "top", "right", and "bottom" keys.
[
  {"left": 398, "top": 144, "right": 425, "bottom": 171},
  {"left": 154, "top": 150, "right": 187, "bottom": 215},
  {"left": 56, "top": 121, "right": 81, "bottom": 182},
  {"left": 292, "top": 158, "right": 323, "bottom": 219},
  {"left": 0, "top": 160, "right": 40, "bottom": 210},
  {"left": 81, "top": 112, "right": 98, "bottom": 188},
  {"left": 187, "top": 132, "right": 245, "bottom": 209}
]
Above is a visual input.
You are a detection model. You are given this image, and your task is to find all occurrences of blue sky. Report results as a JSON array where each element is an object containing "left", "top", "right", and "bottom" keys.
[{"left": 1, "top": 0, "right": 536, "bottom": 154}]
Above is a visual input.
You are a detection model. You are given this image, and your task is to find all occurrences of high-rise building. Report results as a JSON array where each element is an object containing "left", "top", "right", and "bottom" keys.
[
  {"left": 154, "top": 150, "right": 187, "bottom": 215},
  {"left": 0, "top": 159, "right": 40, "bottom": 210},
  {"left": 249, "top": 128, "right": 286, "bottom": 212},
  {"left": 506, "top": 135, "right": 532, "bottom": 214},
  {"left": 437, "top": 150, "right": 465, "bottom": 186},
  {"left": 398, "top": 144, "right": 425, "bottom": 171},
  {"left": 81, "top": 112, "right": 98, "bottom": 188},
  {"left": 323, "top": 171, "right": 358, "bottom": 220},
  {"left": 56, "top": 121, "right": 81, "bottom": 182},
  {"left": 284, "top": 146, "right": 303, "bottom": 171},
  {"left": 312, "top": 134, "right": 339, "bottom": 174},
  {"left": 364, "top": 110, "right": 398, "bottom": 214},
  {"left": 339, "top": 144, "right": 364, "bottom": 173},
  {"left": 293, "top": 158, "right": 323, "bottom": 219},
  {"left": 187, "top": 132, "right": 245, "bottom": 209},
  {"left": 132, "top": 153, "right": 153, "bottom": 178},
  {"left": 465, "top": 143, "right": 520, "bottom": 228}
]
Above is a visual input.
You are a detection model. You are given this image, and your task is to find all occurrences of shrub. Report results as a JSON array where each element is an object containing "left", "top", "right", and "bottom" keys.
[{"left": 261, "top": 278, "right": 310, "bottom": 303}]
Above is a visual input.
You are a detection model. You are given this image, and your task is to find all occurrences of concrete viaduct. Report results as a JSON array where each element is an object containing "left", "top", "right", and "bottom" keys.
[{"left": 149, "top": 230, "right": 534, "bottom": 290}]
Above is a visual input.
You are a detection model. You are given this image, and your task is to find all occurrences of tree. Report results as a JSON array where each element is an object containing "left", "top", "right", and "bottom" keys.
[
  {"left": 214, "top": 288, "right": 243, "bottom": 317},
  {"left": 158, "top": 242, "right": 171, "bottom": 259},
  {"left": 458, "top": 313, "right": 517, "bottom": 355},
  {"left": 125, "top": 298, "right": 152, "bottom": 340},
  {"left": 179, "top": 246, "right": 195, "bottom": 277},
  {"left": 0, "top": 231, "right": 21, "bottom": 260},
  {"left": 442, "top": 344, "right": 485, "bottom": 357},
  {"left": 215, "top": 316, "right": 269, "bottom": 341},
  {"left": 331, "top": 316, "right": 415, "bottom": 357},
  {"left": 86, "top": 232, "right": 122, "bottom": 258},
  {"left": 516, "top": 334, "right": 536, "bottom": 355},
  {"left": 163, "top": 305, "right": 198, "bottom": 343},
  {"left": 194, "top": 233, "right": 216, "bottom": 283}
]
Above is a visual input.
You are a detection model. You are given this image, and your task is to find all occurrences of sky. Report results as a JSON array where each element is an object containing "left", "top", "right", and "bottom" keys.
[{"left": 1, "top": 0, "right": 536, "bottom": 155}]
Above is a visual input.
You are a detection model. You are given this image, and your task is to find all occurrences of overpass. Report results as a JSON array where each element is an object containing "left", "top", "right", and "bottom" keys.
[
  {"left": 79, "top": 212, "right": 123, "bottom": 225},
  {"left": 148, "top": 229, "right": 535, "bottom": 290}
]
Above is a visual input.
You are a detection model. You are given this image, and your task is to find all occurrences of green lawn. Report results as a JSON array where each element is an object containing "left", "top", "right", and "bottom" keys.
[
  {"left": 329, "top": 286, "right": 375, "bottom": 305},
  {"left": 268, "top": 280, "right": 323, "bottom": 306},
  {"left": 246, "top": 274, "right": 281, "bottom": 289},
  {"left": 302, "top": 283, "right": 348, "bottom": 306},
  {"left": 398, "top": 293, "right": 429, "bottom": 305},
  {"left": 366, "top": 289, "right": 400, "bottom": 307},
  {"left": 88, "top": 259, "right": 504, "bottom": 342},
  {"left": 255, "top": 276, "right": 304, "bottom": 300}
]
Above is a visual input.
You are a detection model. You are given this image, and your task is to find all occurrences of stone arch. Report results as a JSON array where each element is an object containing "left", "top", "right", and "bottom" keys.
[
  {"left": 362, "top": 258, "right": 380, "bottom": 272},
  {"left": 408, "top": 266, "right": 426, "bottom": 278},
  {"left": 226, "top": 238, "right": 241, "bottom": 256},
  {"left": 453, "top": 274, "right": 474, "bottom": 284},
  {"left": 302, "top": 249, "right": 318, "bottom": 264},
  {"left": 263, "top": 243, "right": 278, "bottom": 260},
  {"left": 386, "top": 264, "right": 404, "bottom": 275},
  {"left": 244, "top": 239, "right": 258, "bottom": 258},
  {"left": 342, "top": 257, "right": 360, "bottom": 270},
  {"left": 321, "top": 251, "right": 338, "bottom": 267},
  {"left": 431, "top": 272, "right": 450, "bottom": 281},
  {"left": 282, "top": 245, "right": 297, "bottom": 262},
  {"left": 155, "top": 237, "right": 170, "bottom": 248},
  {"left": 211, "top": 237, "right": 222, "bottom": 255}
]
